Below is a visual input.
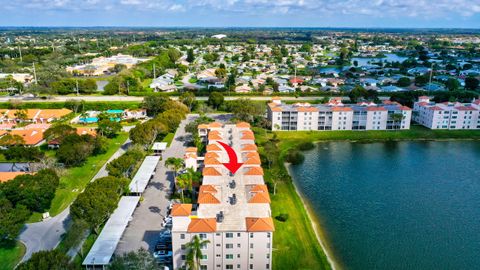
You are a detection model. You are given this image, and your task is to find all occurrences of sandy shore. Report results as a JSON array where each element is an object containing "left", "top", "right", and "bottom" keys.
[{"left": 286, "top": 163, "right": 342, "bottom": 270}]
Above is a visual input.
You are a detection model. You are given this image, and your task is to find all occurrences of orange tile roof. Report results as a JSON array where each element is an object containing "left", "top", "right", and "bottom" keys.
[
  {"left": 249, "top": 192, "right": 271, "bottom": 203},
  {"left": 400, "top": 106, "right": 412, "bottom": 111},
  {"left": 208, "top": 122, "right": 223, "bottom": 128},
  {"left": 187, "top": 218, "right": 217, "bottom": 233},
  {"left": 297, "top": 106, "right": 319, "bottom": 112},
  {"left": 36, "top": 109, "right": 72, "bottom": 119},
  {"left": 245, "top": 152, "right": 260, "bottom": 159},
  {"left": 251, "top": 184, "right": 268, "bottom": 193},
  {"left": 184, "top": 153, "right": 197, "bottom": 159},
  {"left": 206, "top": 144, "right": 222, "bottom": 152},
  {"left": 76, "top": 127, "right": 97, "bottom": 136},
  {"left": 272, "top": 96, "right": 281, "bottom": 100},
  {"left": 171, "top": 204, "right": 192, "bottom": 216},
  {"left": 236, "top": 122, "right": 251, "bottom": 128},
  {"left": 203, "top": 167, "right": 222, "bottom": 176},
  {"left": 208, "top": 132, "right": 223, "bottom": 141},
  {"left": 198, "top": 124, "right": 209, "bottom": 129},
  {"left": 366, "top": 107, "right": 387, "bottom": 111},
  {"left": 185, "top": 147, "right": 197, "bottom": 153},
  {"left": 9, "top": 128, "right": 45, "bottom": 145},
  {"left": 0, "top": 130, "right": 7, "bottom": 137},
  {"left": 332, "top": 107, "right": 353, "bottom": 112},
  {"left": 241, "top": 131, "right": 255, "bottom": 140},
  {"left": 245, "top": 217, "right": 275, "bottom": 232},
  {"left": 204, "top": 152, "right": 220, "bottom": 159},
  {"left": 244, "top": 157, "right": 261, "bottom": 165},
  {"left": 199, "top": 185, "right": 217, "bottom": 193},
  {"left": 204, "top": 157, "right": 222, "bottom": 165},
  {"left": 0, "top": 172, "right": 28, "bottom": 182},
  {"left": 270, "top": 106, "right": 282, "bottom": 112},
  {"left": 244, "top": 167, "right": 264, "bottom": 176},
  {"left": 241, "top": 144, "right": 257, "bottom": 151},
  {"left": 197, "top": 192, "right": 220, "bottom": 204}
]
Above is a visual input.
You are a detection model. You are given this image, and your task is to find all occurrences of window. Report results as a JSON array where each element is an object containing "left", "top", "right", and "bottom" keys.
[
  {"left": 250, "top": 233, "right": 254, "bottom": 238},
  {"left": 181, "top": 244, "right": 186, "bottom": 250},
  {"left": 200, "top": 266, "right": 207, "bottom": 270},
  {"left": 237, "top": 264, "right": 241, "bottom": 269},
  {"left": 199, "top": 234, "right": 207, "bottom": 239},
  {"left": 250, "top": 254, "right": 254, "bottom": 259},
  {"left": 267, "top": 243, "right": 270, "bottom": 248},
  {"left": 267, "top": 253, "right": 270, "bottom": 259},
  {"left": 237, "top": 254, "right": 241, "bottom": 258},
  {"left": 267, "top": 233, "right": 271, "bottom": 238},
  {"left": 216, "top": 233, "right": 221, "bottom": 236},
  {"left": 226, "top": 233, "right": 233, "bottom": 238},
  {"left": 180, "top": 234, "right": 185, "bottom": 240},
  {"left": 226, "top": 244, "right": 233, "bottom": 249},
  {"left": 237, "top": 233, "right": 241, "bottom": 237},
  {"left": 226, "top": 254, "right": 234, "bottom": 259},
  {"left": 250, "top": 243, "right": 254, "bottom": 248},
  {"left": 266, "top": 264, "right": 270, "bottom": 269},
  {"left": 201, "top": 255, "right": 207, "bottom": 260},
  {"left": 216, "top": 254, "right": 221, "bottom": 258},
  {"left": 237, "top": 244, "right": 241, "bottom": 248},
  {"left": 181, "top": 255, "right": 186, "bottom": 260},
  {"left": 250, "top": 264, "right": 253, "bottom": 270},
  {"left": 200, "top": 243, "right": 207, "bottom": 250},
  {"left": 226, "top": 265, "right": 233, "bottom": 270}
]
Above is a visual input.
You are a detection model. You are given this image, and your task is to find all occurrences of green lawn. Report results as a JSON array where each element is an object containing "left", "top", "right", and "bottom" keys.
[
  {"left": 276, "top": 125, "right": 480, "bottom": 151},
  {"left": 253, "top": 128, "right": 332, "bottom": 270},
  {"left": 29, "top": 133, "right": 129, "bottom": 221},
  {"left": 161, "top": 132, "right": 175, "bottom": 146},
  {"left": 0, "top": 242, "right": 25, "bottom": 270}
]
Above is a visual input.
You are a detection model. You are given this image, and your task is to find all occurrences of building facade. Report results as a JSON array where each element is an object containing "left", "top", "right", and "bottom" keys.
[
  {"left": 267, "top": 98, "right": 412, "bottom": 131},
  {"left": 172, "top": 122, "right": 274, "bottom": 270},
  {"left": 413, "top": 96, "right": 480, "bottom": 130}
]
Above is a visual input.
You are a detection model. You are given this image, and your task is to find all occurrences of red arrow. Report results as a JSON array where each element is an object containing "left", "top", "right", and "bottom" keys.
[{"left": 217, "top": 141, "right": 243, "bottom": 174}]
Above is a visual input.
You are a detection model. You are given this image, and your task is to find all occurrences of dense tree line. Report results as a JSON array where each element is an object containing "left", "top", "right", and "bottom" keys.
[
  {"left": 107, "top": 146, "right": 145, "bottom": 178},
  {"left": 70, "top": 176, "right": 128, "bottom": 234},
  {"left": 0, "top": 170, "right": 59, "bottom": 243}
]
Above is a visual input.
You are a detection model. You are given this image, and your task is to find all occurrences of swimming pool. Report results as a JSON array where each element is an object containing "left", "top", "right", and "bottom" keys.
[
  {"left": 79, "top": 117, "right": 98, "bottom": 123},
  {"left": 106, "top": 110, "right": 124, "bottom": 114}
]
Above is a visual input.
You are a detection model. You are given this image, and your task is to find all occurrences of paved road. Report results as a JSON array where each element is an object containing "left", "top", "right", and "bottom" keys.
[
  {"left": 0, "top": 95, "right": 348, "bottom": 103},
  {"left": 116, "top": 115, "right": 197, "bottom": 254},
  {"left": 18, "top": 138, "right": 131, "bottom": 262}
]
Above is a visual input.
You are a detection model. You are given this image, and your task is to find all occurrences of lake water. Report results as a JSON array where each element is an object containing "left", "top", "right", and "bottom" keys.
[
  {"left": 289, "top": 141, "right": 480, "bottom": 270},
  {"left": 351, "top": 53, "right": 408, "bottom": 67}
]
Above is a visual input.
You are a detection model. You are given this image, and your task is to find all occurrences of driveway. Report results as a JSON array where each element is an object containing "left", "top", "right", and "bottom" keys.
[
  {"left": 116, "top": 114, "right": 198, "bottom": 254},
  {"left": 18, "top": 138, "right": 131, "bottom": 262}
]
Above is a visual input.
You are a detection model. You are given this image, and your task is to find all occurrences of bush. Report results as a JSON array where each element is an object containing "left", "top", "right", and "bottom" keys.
[
  {"left": 298, "top": 141, "right": 315, "bottom": 151},
  {"left": 275, "top": 213, "right": 289, "bottom": 222},
  {"left": 285, "top": 149, "right": 305, "bottom": 165}
]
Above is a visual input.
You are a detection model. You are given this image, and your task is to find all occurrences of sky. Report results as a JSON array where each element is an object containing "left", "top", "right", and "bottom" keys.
[{"left": 1, "top": 0, "right": 480, "bottom": 28}]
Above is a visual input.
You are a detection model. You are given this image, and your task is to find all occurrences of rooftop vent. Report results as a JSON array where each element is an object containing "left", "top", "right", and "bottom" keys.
[
  {"left": 216, "top": 211, "right": 224, "bottom": 223},
  {"left": 230, "top": 194, "right": 237, "bottom": 205},
  {"left": 229, "top": 180, "right": 236, "bottom": 189}
]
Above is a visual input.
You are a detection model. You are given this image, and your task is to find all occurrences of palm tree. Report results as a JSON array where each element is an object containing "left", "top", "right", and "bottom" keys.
[
  {"left": 390, "top": 113, "right": 404, "bottom": 130},
  {"left": 176, "top": 173, "right": 191, "bottom": 203},
  {"left": 185, "top": 235, "right": 210, "bottom": 270},
  {"left": 179, "top": 167, "right": 202, "bottom": 201},
  {"left": 165, "top": 157, "right": 184, "bottom": 178}
]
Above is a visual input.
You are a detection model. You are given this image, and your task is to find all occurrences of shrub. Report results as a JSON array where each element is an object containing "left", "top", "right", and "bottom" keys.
[
  {"left": 275, "top": 213, "right": 289, "bottom": 222},
  {"left": 285, "top": 149, "right": 305, "bottom": 165},
  {"left": 298, "top": 141, "right": 315, "bottom": 151}
]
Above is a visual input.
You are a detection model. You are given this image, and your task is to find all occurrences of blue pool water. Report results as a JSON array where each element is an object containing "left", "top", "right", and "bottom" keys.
[
  {"left": 79, "top": 117, "right": 98, "bottom": 123},
  {"left": 106, "top": 109, "right": 124, "bottom": 114}
]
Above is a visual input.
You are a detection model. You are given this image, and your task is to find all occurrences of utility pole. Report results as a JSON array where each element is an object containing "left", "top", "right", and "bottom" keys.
[
  {"left": 18, "top": 46, "right": 22, "bottom": 62},
  {"left": 76, "top": 80, "right": 80, "bottom": 95},
  {"left": 32, "top": 63, "right": 38, "bottom": 84},
  {"left": 126, "top": 80, "right": 130, "bottom": 95},
  {"left": 153, "top": 63, "right": 156, "bottom": 79}
]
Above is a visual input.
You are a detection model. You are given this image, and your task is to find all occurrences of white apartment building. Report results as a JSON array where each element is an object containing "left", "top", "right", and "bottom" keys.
[
  {"left": 267, "top": 97, "right": 412, "bottom": 131},
  {"left": 171, "top": 122, "right": 274, "bottom": 270},
  {"left": 413, "top": 96, "right": 480, "bottom": 129}
]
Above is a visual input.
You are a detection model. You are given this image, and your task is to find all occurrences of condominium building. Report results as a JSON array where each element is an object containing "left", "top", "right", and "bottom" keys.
[
  {"left": 267, "top": 97, "right": 412, "bottom": 131},
  {"left": 171, "top": 122, "right": 274, "bottom": 270},
  {"left": 413, "top": 96, "right": 480, "bottom": 129}
]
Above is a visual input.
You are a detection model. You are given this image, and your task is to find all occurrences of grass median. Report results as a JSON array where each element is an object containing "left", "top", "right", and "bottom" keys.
[
  {"left": 0, "top": 242, "right": 25, "bottom": 270},
  {"left": 28, "top": 133, "right": 129, "bottom": 222}
]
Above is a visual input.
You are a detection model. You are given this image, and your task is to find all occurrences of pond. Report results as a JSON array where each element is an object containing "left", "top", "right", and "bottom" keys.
[{"left": 289, "top": 141, "right": 480, "bottom": 270}]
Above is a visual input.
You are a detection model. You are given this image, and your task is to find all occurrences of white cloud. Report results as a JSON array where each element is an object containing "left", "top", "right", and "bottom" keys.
[{"left": 0, "top": 0, "right": 478, "bottom": 19}]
